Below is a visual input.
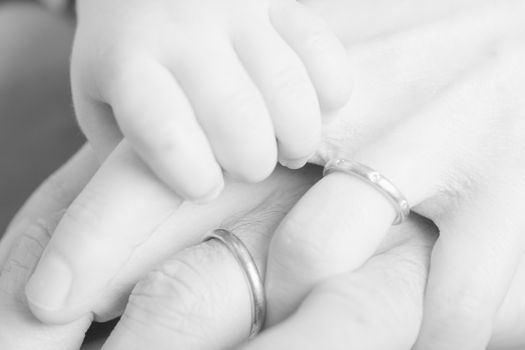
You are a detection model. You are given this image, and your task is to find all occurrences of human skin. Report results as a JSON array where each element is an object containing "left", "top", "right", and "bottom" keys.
[
  {"left": 4, "top": 1, "right": 525, "bottom": 349},
  {"left": 71, "top": 0, "right": 352, "bottom": 202},
  {"left": 2, "top": 147, "right": 525, "bottom": 350},
  {"left": 70, "top": 0, "right": 500, "bottom": 203}
]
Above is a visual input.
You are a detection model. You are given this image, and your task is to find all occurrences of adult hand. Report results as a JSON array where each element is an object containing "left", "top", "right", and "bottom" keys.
[
  {"left": 3, "top": 148, "right": 525, "bottom": 350},
  {"left": 19, "top": 2, "right": 525, "bottom": 350},
  {"left": 263, "top": 3, "right": 525, "bottom": 350},
  {"left": 0, "top": 142, "right": 317, "bottom": 349}
]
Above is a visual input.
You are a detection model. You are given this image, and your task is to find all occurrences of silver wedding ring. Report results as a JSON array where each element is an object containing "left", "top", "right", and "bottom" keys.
[
  {"left": 323, "top": 159, "right": 410, "bottom": 224},
  {"left": 203, "top": 229, "right": 266, "bottom": 338}
]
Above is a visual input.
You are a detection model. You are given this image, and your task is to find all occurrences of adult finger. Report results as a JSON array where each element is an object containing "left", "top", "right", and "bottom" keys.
[
  {"left": 101, "top": 190, "right": 301, "bottom": 350},
  {"left": 264, "top": 41, "right": 524, "bottom": 325},
  {"left": 24, "top": 143, "right": 315, "bottom": 325},
  {"left": 102, "top": 187, "right": 428, "bottom": 350},
  {"left": 26, "top": 1, "right": 524, "bottom": 326},
  {"left": 25, "top": 141, "right": 185, "bottom": 323},
  {"left": 413, "top": 46, "right": 525, "bottom": 350},
  {"left": 414, "top": 187, "right": 525, "bottom": 349},
  {"left": 0, "top": 146, "right": 97, "bottom": 350},
  {"left": 308, "top": 1, "right": 524, "bottom": 165},
  {"left": 0, "top": 217, "right": 92, "bottom": 350},
  {"left": 242, "top": 216, "right": 437, "bottom": 350},
  {"left": 490, "top": 254, "right": 525, "bottom": 349},
  {"left": 86, "top": 166, "right": 322, "bottom": 325},
  {"left": 0, "top": 145, "right": 98, "bottom": 265}
]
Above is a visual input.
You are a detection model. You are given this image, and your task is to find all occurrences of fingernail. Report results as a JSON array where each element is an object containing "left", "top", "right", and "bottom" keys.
[
  {"left": 279, "top": 156, "right": 311, "bottom": 170},
  {"left": 189, "top": 180, "right": 224, "bottom": 205},
  {"left": 25, "top": 252, "right": 72, "bottom": 311}
]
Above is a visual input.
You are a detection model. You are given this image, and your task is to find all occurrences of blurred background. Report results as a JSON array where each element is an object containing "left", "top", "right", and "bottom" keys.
[
  {"left": 0, "top": 2, "right": 111, "bottom": 348},
  {"left": 0, "top": 2, "right": 82, "bottom": 232}
]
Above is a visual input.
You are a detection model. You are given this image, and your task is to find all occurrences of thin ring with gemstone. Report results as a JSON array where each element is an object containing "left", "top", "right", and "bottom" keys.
[
  {"left": 203, "top": 228, "right": 266, "bottom": 338},
  {"left": 323, "top": 159, "right": 411, "bottom": 225}
]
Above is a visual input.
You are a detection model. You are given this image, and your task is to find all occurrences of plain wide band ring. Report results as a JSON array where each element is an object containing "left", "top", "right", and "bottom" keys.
[
  {"left": 323, "top": 159, "right": 410, "bottom": 225},
  {"left": 203, "top": 228, "right": 266, "bottom": 338}
]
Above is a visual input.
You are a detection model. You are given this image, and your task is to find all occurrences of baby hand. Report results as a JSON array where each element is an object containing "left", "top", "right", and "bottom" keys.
[{"left": 72, "top": 0, "right": 351, "bottom": 202}]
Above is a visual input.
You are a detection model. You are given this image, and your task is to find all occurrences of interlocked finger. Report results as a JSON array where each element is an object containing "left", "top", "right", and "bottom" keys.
[
  {"left": 242, "top": 216, "right": 438, "bottom": 350},
  {"left": 265, "top": 39, "right": 525, "bottom": 327},
  {"left": 102, "top": 193, "right": 298, "bottom": 350}
]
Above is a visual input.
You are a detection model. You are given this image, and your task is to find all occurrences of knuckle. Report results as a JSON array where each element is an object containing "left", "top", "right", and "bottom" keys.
[
  {"left": 98, "top": 55, "right": 144, "bottom": 102},
  {"left": 92, "top": 42, "right": 129, "bottom": 74},
  {"left": 380, "top": 242, "right": 433, "bottom": 300},
  {"left": 127, "top": 252, "right": 214, "bottom": 333},
  {"left": 111, "top": 60, "right": 143, "bottom": 88},
  {"left": 80, "top": 42, "right": 130, "bottom": 93},
  {"left": 393, "top": 259, "right": 428, "bottom": 299}
]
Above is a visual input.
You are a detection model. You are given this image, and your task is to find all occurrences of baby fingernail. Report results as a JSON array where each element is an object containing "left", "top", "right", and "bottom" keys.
[
  {"left": 26, "top": 253, "right": 72, "bottom": 311},
  {"left": 189, "top": 180, "right": 224, "bottom": 204},
  {"left": 280, "top": 156, "right": 310, "bottom": 170}
]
